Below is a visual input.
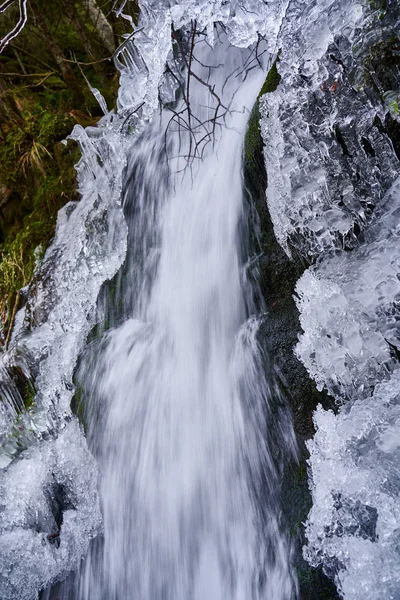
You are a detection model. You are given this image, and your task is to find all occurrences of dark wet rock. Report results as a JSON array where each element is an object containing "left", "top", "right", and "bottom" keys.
[{"left": 244, "top": 95, "right": 336, "bottom": 441}]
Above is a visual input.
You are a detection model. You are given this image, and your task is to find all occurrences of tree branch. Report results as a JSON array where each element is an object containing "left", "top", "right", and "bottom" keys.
[{"left": 0, "top": 0, "right": 28, "bottom": 54}]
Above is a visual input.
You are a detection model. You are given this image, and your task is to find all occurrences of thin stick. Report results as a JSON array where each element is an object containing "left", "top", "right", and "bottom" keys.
[{"left": 5, "top": 290, "right": 20, "bottom": 351}]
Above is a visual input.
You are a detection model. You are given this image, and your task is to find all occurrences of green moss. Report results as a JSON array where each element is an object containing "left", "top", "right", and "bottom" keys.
[
  {"left": 70, "top": 384, "right": 87, "bottom": 430},
  {"left": 0, "top": 88, "right": 90, "bottom": 332},
  {"left": 368, "top": 0, "right": 387, "bottom": 12},
  {"left": 23, "top": 381, "right": 36, "bottom": 410},
  {"left": 244, "top": 54, "right": 282, "bottom": 176},
  {"left": 362, "top": 33, "right": 400, "bottom": 97},
  {"left": 243, "top": 59, "right": 340, "bottom": 597},
  {"left": 258, "top": 54, "right": 281, "bottom": 98},
  {"left": 0, "top": 113, "right": 82, "bottom": 328}
]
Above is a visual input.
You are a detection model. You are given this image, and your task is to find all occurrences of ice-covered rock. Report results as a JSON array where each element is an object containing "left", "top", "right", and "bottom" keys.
[
  {"left": 260, "top": 0, "right": 400, "bottom": 258},
  {"left": 0, "top": 420, "right": 101, "bottom": 600},
  {"left": 257, "top": 0, "right": 400, "bottom": 596}
]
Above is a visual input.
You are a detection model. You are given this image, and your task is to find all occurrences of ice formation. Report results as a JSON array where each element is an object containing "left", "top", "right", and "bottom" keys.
[
  {"left": 304, "top": 370, "right": 400, "bottom": 600},
  {"left": 260, "top": 0, "right": 400, "bottom": 258},
  {"left": 0, "top": 420, "right": 101, "bottom": 600},
  {"left": 295, "top": 178, "right": 400, "bottom": 401},
  {"left": 295, "top": 183, "right": 400, "bottom": 599},
  {"left": 0, "top": 113, "right": 128, "bottom": 597},
  {"left": 258, "top": 0, "right": 400, "bottom": 596}
]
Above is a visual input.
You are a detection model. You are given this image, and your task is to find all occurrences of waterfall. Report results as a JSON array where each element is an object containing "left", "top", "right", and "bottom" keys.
[
  {"left": 45, "top": 29, "right": 297, "bottom": 600},
  {"left": 1, "top": 1, "right": 400, "bottom": 599}
]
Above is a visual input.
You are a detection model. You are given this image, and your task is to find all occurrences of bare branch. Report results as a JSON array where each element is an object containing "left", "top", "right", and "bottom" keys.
[
  {"left": 62, "top": 55, "right": 113, "bottom": 66},
  {"left": 0, "top": 71, "right": 55, "bottom": 77},
  {"left": 0, "top": 0, "right": 16, "bottom": 14},
  {"left": 0, "top": 0, "right": 28, "bottom": 54}
]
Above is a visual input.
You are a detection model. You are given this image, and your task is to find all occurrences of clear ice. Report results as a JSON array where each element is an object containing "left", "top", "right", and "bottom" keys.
[{"left": 258, "top": 0, "right": 400, "bottom": 597}]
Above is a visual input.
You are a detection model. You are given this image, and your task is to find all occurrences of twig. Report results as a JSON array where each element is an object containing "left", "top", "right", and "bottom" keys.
[
  {"left": 1, "top": 71, "right": 55, "bottom": 77},
  {"left": 5, "top": 290, "right": 20, "bottom": 351},
  {"left": 0, "top": 0, "right": 16, "bottom": 13},
  {"left": 62, "top": 56, "right": 113, "bottom": 66},
  {"left": 0, "top": 0, "right": 28, "bottom": 54},
  {"left": 24, "top": 71, "right": 56, "bottom": 88}
]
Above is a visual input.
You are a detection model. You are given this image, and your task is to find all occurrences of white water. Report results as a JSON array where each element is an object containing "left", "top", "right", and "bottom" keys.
[{"left": 59, "top": 32, "right": 297, "bottom": 600}]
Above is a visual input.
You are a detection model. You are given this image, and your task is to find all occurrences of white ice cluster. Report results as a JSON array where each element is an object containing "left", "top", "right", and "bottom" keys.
[
  {"left": 295, "top": 178, "right": 400, "bottom": 401},
  {"left": 305, "top": 369, "right": 400, "bottom": 600},
  {"left": 0, "top": 112, "right": 129, "bottom": 598},
  {"left": 295, "top": 180, "right": 400, "bottom": 598},
  {"left": 115, "top": 0, "right": 289, "bottom": 115},
  {"left": 260, "top": 0, "right": 400, "bottom": 258},
  {"left": 0, "top": 420, "right": 101, "bottom": 600}
]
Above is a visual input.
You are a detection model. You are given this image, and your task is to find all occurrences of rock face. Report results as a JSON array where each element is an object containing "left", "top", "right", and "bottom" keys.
[
  {"left": 243, "top": 90, "right": 340, "bottom": 600},
  {"left": 244, "top": 63, "right": 338, "bottom": 439},
  {"left": 250, "top": 1, "right": 400, "bottom": 597},
  {"left": 244, "top": 105, "right": 337, "bottom": 439}
]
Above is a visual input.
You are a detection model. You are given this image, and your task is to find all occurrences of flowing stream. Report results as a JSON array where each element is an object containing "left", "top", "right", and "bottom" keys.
[{"left": 43, "top": 31, "right": 297, "bottom": 600}]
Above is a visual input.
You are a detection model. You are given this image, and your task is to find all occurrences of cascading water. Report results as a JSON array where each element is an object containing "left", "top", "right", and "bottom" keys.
[{"left": 43, "top": 30, "right": 297, "bottom": 600}]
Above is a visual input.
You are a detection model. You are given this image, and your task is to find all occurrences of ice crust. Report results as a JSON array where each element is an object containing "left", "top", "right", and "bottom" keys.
[
  {"left": 0, "top": 420, "right": 101, "bottom": 600},
  {"left": 295, "top": 178, "right": 400, "bottom": 401},
  {"left": 305, "top": 370, "right": 400, "bottom": 600},
  {"left": 0, "top": 115, "right": 128, "bottom": 597},
  {"left": 295, "top": 180, "right": 400, "bottom": 598},
  {"left": 257, "top": 0, "right": 400, "bottom": 596},
  {"left": 260, "top": 1, "right": 400, "bottom": 258}
]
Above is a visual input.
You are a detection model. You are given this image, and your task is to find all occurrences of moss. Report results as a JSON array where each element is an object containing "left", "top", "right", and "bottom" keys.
[
  {"left": 368, "top": 0, "right": 387, "bottom": 12},
  {"left": 0, "top": 110, "right": 83, "bottom": 330},
  {"left": 0, "top": 85, "right": 95, "bottom": 334},
  {"left": 258, "top": 54, "right": 281, "bottom": 98},
  {"left": 362, "top": 33, "right": 400, "bottom": 96},
  {"left": 23, "top": 381, "right": 36, "bottom": 410},
  {"left": 0, "top": 2, "right": 141, "bottom": 338},
  {"left": 244, "top": 55, "right": 281, "bottom": 172},
  {"left": 70, "top": 384, "right": 87, "bottom": 430}
]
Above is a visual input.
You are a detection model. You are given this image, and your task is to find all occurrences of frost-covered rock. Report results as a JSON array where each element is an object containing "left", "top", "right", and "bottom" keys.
[
  {"left": 257, "top": 0, "right": 400, "bottom": 596},
  {"left": 256, "top": 3, "right": 400, "bottom": 596},
  {"left": 260, "top": 0, "right": 400, "bottom": 258},
  {"left": 294, "top": 176, "right": 400, "bottom": 401},
  {"left": 295, "top": 176, "right": 400, "bottom": 598},
  {"left": 0, "top": 420, "right": 101, "bottom": 600}
]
